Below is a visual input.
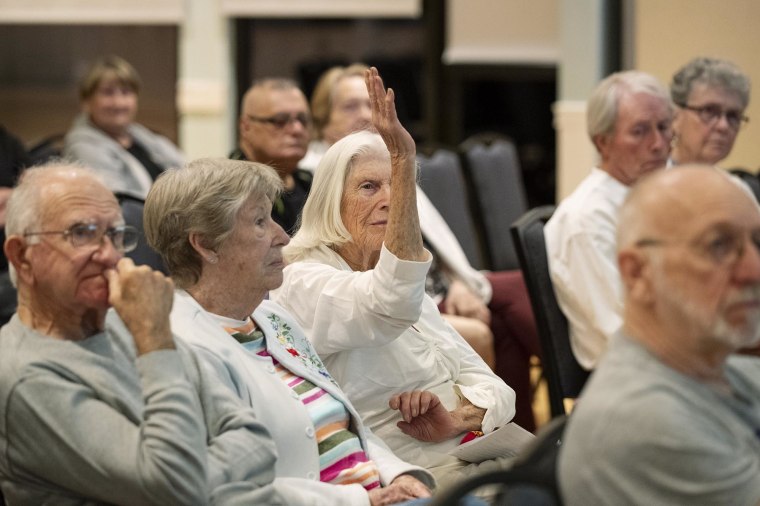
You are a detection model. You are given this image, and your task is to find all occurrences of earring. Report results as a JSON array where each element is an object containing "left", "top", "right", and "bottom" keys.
[{"left": 207, "top": 254, "right": 218, "bottom": 264}]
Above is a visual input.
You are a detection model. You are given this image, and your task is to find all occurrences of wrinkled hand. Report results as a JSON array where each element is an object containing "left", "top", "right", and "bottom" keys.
[
  {"left": 368, "top": 474, "right": 432, "bottom": 505},
  {"left": 365, "top": 66, "right": 416, "bottom": 162},
  {"left": 445, "top": 280, "right": 491, "bottom": 325},
  {"left": 389, "top": 390, "right": 463, "bottom": 443},
  {"left": 106, "top": 258, "right": 175, "bottom": 355}
]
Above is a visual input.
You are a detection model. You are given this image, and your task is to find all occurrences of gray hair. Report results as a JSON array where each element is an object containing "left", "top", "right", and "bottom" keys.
[
  {"left": 144, "top": 157, "right": 283, "bottom": 288},
  {"left": 284, "top": 130, "right": 388, "bottom": 263},
  {"left": 587, "top": 70, "right": 673, "bottom": 141},
  {"left": 5, "top": 161, "right": 104, "bottom": 285},
  {"left": 671, "top": 57, "right": 750, "bottom": 109}
]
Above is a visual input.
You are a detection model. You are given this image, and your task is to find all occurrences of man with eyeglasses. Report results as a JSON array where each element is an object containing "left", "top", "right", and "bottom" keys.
[
  {"left": 670, "top": 57, "right": 750, "bottom": 167},
  {"left": 231, "top": 78, "right": 312, "bottom": 234},
  {"left": 0, "top": 163, "right": 282, "bottom": 504},
  {"left": 559, "top": 165, "right": 760, "bottom": 505},
  {"left": 545, "top": 70, "right": 674, "bottom": 370}
]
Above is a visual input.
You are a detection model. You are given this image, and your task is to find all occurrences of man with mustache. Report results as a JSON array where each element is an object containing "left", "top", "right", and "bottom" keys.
[
  {"left": 559, "top": 166, "right": 760, "bottom": 504},
  {"left": 545, "top": 70, "right": 674, "bottom": 370},
  {"left": 232, "top": 78, "right": 312, "bottom": 235}
]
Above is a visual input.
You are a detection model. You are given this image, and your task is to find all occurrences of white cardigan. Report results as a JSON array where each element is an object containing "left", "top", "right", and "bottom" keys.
[{"left": 170, "top": 290, "right": 433, "bottom": 506}]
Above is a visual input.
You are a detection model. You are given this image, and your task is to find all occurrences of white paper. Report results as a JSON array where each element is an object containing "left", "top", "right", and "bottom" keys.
[{"left": 449, "top": 422, "right": 535, "bottom": 463}]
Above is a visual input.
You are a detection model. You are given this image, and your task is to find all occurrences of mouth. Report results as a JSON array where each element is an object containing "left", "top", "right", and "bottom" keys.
[{"left": 369, "top": 220, "right": 387, "bottom": 226}]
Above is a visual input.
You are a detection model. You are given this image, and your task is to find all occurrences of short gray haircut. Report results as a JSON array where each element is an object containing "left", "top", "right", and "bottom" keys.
[
  {"left": 284, "top": 130, "right": 388, "bottom": 263},
  {"left": 671, "top": 57, "right": 751, "bottom": 109},
  {"left": 587, "top": 70, "right": 673, "bottom": 141},
  {"left": 5, "top": 161, "right": 104, "bottom": 286},
  {"left": 240, "top": 77, "right": 302, "bottom": 116},
  {"left": 144, "top": 158, "right": 283, "bottom": 289}
]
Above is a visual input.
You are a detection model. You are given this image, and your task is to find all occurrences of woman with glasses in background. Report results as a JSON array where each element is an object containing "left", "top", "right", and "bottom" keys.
[{"left": 670, "top": 57, "right": 750, "bottom": 167}]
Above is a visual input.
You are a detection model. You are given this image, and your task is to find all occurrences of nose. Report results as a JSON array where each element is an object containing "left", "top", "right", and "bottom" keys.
[
  {"left": 732, "top": 236, "right": 760, "bottom": 285},
  {"left": 359, "top": 101, "right": 372, "bottom": 122},
  {"left": 714, "top": 113, "right": 732, "bottom": 131},
  {"left": 379, "top": 183, "right": 391, "bottom": 209},
  {"left": 93, "top": 234, "right": 123, "bottom": 266},
  {"left": 272, "top": 221, "right": 290, "bottom": 247},
  {"left": 652, "top": 127, "right": 671, "bottom": 154}
]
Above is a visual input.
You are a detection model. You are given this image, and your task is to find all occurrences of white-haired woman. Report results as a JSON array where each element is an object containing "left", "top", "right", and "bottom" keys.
[{"left": 271, "top": 68, "right": 517, "bottom": 484}]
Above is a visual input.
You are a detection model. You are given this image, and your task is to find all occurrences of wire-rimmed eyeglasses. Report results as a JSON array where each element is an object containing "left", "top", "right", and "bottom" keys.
[{"left": 24, "top": 223, "right": 139, "bottom": 253}]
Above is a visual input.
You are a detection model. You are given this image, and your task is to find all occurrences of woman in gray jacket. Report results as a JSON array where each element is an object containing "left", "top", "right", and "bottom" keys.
[{"left": 64, "top": 55, "right": 184, "bottom": 199}]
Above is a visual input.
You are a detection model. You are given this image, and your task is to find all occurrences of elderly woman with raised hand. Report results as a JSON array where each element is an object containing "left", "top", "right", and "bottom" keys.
[
  {"left": 144, "top": 157, "right": 434, "bottom": 506},
  {"left": 64, "top": 55, "right": 184, "bottom": 199},
  {"left": 670, "top": 57, "right": 750, "bottom": 167},
  {"left": 271, "top": 68, "right": 517, "bottom": 483}
]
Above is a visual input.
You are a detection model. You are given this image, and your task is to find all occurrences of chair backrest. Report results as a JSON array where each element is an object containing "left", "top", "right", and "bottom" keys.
[
  {"left": 511, "top": 206, "right": 588, "bottom": 418},
  {"left": 429, "top": 415, "right": 568, "bottom": 506},
  {"left": 116, "top": 193, "right": 168, "bottom": 274},
  {"left": 728, "top": 168, "right": 760, "bottom": 202},
  {"left": 417, "top": 148, "right": 486, "bottom": 269},
  {"left": 460, "top": 135, "right": 528, "bottom": 271}
]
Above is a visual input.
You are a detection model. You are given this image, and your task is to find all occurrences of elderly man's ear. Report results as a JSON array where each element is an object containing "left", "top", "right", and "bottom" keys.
[
  {"left": 5, "top": 236, "right": 33, "bottom": 284},
  {"left": 618, "top": 249, "right": 656, "bottom": 305}
]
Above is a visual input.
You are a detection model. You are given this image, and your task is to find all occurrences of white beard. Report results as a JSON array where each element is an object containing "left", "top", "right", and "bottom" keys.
[{"left": 653, "top": 269, "right": 760, "bottom": 350}]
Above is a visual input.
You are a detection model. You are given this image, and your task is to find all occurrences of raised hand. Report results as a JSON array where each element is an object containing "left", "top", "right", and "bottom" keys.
[
  {"left": 106, "top": 257, "right": 175, "bottom": 355},
  {"left": 365, "top": 66, "right": 416, "bottom": 162}
]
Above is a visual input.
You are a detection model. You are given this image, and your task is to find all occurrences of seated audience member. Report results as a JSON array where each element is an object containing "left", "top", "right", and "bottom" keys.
[
  {"left": 559, "top": 166, "right": 760, "bottom": 505},
  {"left": 670, "top": 57, "right": 750, "bottom": 167},
  {"left": 300, "top": 63, "right": 372, "bottom": 172},
  {"left": 545, "top": 70, "right": 674, "bottom": 370},
  {"left": 63, "top": 55, "right": 184, "bottom": 199},
  {"left": 272, "top": 68, "right": 518, "bottom": 484},
  {"left": 143, "top": 157, "right": 435, "bottom": 505},
  {"left": 303, "top": 63, "right": 540, "bottom": 431},
  {"left": 0, "top": 125, "right": 31, "bottom": 323},
  {"left": 231, "top": 78, "right": 312, "bottom": 234},
  {"left": 0, "top": 164, "right": 280, "bottom": 504}
]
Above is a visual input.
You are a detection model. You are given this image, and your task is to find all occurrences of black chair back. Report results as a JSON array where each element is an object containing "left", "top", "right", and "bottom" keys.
[
  {"left": 511, "top": 206, "right": 588, "bottom": 418},
  {"left": 728, "top": 168, "right": 760, "bottom": 202},
  {"left": 460, "top": 134, "right": 528, "bottom": 271},
  {"left": 116, "top": 193, "right": 167, "bottom": 274},
  {"left": 429, "top": 415, "right": 568, "bottom": 506},
  {"left": 417, "top": 148, "right": 487, "bottom": 270}
]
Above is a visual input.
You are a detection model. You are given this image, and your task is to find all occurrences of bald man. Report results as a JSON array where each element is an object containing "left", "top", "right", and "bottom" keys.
[
  {"left": 231, "top": 78, "right": 312, "bottom": 234},
  {"left": 559, "top": 166, "right": 760, "bottom": 505}
]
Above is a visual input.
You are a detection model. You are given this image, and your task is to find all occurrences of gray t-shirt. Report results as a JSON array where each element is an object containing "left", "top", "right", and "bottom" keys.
[{"left": 559, "top": 333, "right": 760, "bottom": 506}]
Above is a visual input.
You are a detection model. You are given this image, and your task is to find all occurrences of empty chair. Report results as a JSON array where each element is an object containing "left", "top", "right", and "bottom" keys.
[
  {"left": 116, "top": 193, "right": 167, "bottom": 273},
  {"left": 460, "top": 134, "right": 528, "bottom": 271},
  {"left": 511, "top": 206, "right": 588, "bottom": 418},
  {"left": 417, "top": 147, "right": 486, "bottom": 270}
]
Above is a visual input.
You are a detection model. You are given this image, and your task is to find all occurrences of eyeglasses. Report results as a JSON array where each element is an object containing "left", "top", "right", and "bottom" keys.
[
  {"left": 246, "top": 112, "right": 311, "bottom": 129},
  {"left": 680, "top": 103, "right": 749, "bottom": 129},
  {"left": 24, "top": 223, "right": 139, "bottom": 253},
  {"left": 636, "top": 228, "right": 760, "bottom": 268}
]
